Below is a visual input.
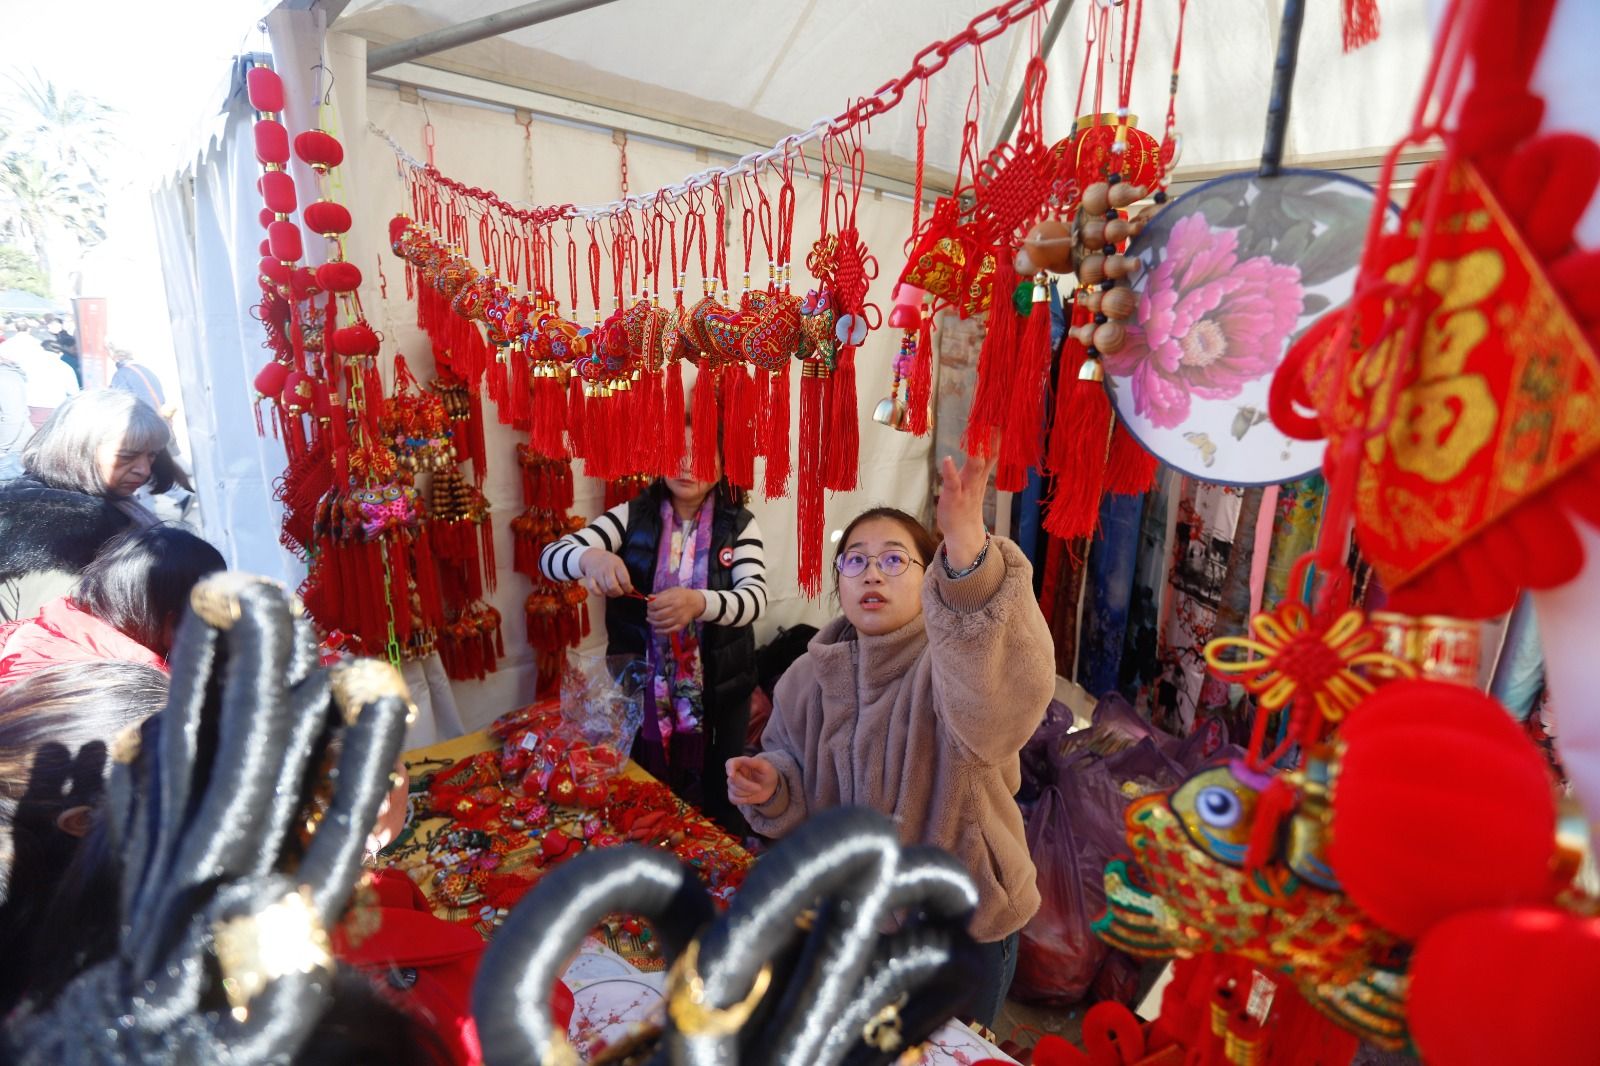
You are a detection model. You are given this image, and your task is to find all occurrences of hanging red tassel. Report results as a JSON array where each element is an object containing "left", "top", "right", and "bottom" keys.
[
  {"left": 904, "top": 313, "right": 934, "bottom": 437},
  {"left": 962, "top": 254, "right": 1021, "bottom": 456},
  {"left": 529, "top": 376, "right": 567, "bottom": 460},
  {"left": 663, "top": 360, "right": 687, "bottom": 475},
  {"left": 1342, "top": 0, "right": 1381, "bottom": 52},
  {"left": 637, "top": 369, "right": 666, "bottom": 477},
  {"left": 566, "top": 375, "right": 588, "bottom": 461},
  {"left": 823, "top": 347, "right": 858, "bottom": 492},
  {"left": 1041, "top": 348, "right": 1113, "bottom": 544},
  {"left": 690, "top": 364, "right": 720, "bottom": 482},
  {"left": 797, "top": 366, "right": 827, "bottom": 599},
  {"left": 507, "top": 348, "right": 532, "bottom": 430},
  {"left": 763, "top": 362, "right": 791, "bottom": 498},
  {"left": 1000, "top": 275, "right": 1054, "bottom": 478},
  {"left": 722, "top": 365, "right": 757, "bottom": 490},
  {"left": 1104, "top": 422, "right": 1159, "bottom": 496}
]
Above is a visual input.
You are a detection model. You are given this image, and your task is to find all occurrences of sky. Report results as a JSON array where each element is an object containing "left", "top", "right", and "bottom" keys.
[{"left": 0, "top": 0, "right": 275, "bottom": 412}]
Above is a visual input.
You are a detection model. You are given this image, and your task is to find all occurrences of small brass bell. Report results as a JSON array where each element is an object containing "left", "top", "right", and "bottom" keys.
[{"left": 872, "top": 396, "right": 908, "bottom": 430}]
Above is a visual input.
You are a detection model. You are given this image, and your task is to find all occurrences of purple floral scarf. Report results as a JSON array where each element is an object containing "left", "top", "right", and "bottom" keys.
[{"left": 637, "top": 495, "right": 712, "bottom": 803}]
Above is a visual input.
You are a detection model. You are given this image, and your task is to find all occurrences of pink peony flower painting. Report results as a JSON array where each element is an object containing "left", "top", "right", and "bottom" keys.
[{"left": 1105, "top": 212, "right": 1304, "bottom": 430}]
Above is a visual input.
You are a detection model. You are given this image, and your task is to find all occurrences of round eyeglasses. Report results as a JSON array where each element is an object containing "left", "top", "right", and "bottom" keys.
[{"left": 835, "top": 550, "right": 925, "bottom": 579}]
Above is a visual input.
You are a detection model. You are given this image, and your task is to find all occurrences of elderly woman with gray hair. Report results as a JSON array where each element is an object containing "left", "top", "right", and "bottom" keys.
[{"left": 0, "top": 389, "right": 188, "bottom": 621}]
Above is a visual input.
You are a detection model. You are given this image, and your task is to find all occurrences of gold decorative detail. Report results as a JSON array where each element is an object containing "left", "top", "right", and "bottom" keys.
[
  {"left": 862, "top": 993, "right": 908, "bottom": 1052},
  {"left": 665, "top": 940, "right": 772, "bottom": 1038},
  {"left": 329, "top": 659, "right": 412, "bottom": 726},
  {"left": 212, "top": 887, "right": 333, "bottom": 1022},
  {"left": 110, "top": 723, "right": 143, "bottom": 765},
  {"left": 188, "top": 573, "right": 288, "bottom": 630},
  {"left": 1368, "top": 611, "right": 1482, "bottom": 686}
]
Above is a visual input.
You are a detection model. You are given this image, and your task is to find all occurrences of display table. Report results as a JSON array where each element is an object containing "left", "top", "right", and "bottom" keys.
[
  {"left": 387, "top": 718, "right": 752, "bottom": 966},
  {"left": 387, "top": 718, "right": 1016, "bottom": 1065}
]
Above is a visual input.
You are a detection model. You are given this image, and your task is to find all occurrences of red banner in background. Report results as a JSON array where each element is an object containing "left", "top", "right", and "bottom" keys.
[{"left": 74, "top": 296, "right": 108, "bottom": 388}]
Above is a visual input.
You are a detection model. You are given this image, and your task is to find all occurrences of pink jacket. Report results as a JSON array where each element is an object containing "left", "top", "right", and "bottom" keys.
[
  {"left": 740, "top": 537, "right": 1055, "bottom": 942},
  {"left": 0, "top": 596, "right": 165, "bottom": 687}
]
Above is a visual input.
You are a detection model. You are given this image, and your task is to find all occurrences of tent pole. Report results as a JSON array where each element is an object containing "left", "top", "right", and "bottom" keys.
[
  {"left": 991, "top": 0, "right": 1077, "bottom": 150},
  {"left": 367, "top": 0, "right": 627, "bottom": 73}
]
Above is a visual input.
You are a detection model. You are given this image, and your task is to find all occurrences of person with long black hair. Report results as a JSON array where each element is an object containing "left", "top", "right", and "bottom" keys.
[{"left": 0, "top": 525, "right": 225, "bottom": 686}]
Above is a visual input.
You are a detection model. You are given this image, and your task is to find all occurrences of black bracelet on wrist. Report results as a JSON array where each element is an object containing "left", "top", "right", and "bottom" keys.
[{"left": 939, "top": 533, "right": 992, "bottom": 580}]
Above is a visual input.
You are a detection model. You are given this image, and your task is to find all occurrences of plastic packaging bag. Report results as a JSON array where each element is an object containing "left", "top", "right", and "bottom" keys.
[{"left": 499, "top": 652, "right": 646, "bottom": 807}]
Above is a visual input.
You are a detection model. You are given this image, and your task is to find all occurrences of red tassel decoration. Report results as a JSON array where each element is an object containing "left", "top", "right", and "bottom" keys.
[
  {"left": 637, "top": 369, "right": 665, "bottom": 477},
  {"left": 663, "top": 360, "right": 687, "bottom": 474},
  {"left": 904, "top": 313, "right": 934, "bottom": 437},
  {"left": 1104, "top": 422, "right": 1159, "bottom": 496},
  {"left": 797, "top": 366, "right": 827, "bottom": 598},
  {"left": 529, "top": 376, "right": 567, "bottom": 460},
  {"left": 1000, "top": 274, "right": 1054, "bottom": 477},
  {"left": 690, "top": 365, "right": 720, "bottom": 482},
  {"left": 1342, "top": 0, "right": 1381, "bottom": 52},
  {"left": 722, "top": 365, "right": 757, "bottom": 490},
  {"left": 1041, "top": 345, "right": 1113, "bottom": 544},
  {"left": 566, "top": 375, "right": 588, "bottom": 461},
  {"left": 962, "top": 255, "right": 1021, "bottom": 456},
  {"left": 763, "top": 363, "right": 791, "bottom": 498},
  {"left": 508, "top": 349, "right": 532, "bottom": 430},
  {"left": 823, "top": 347, "right": 858, "bottom": 492}
]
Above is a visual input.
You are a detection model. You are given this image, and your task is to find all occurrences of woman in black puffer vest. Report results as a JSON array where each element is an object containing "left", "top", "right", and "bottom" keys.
[
  {"left": 0, "top": 389, "right": 186, "bottom": 621},
  {"left": 541, "top": 458, "right": 764, "bottom": 837}
]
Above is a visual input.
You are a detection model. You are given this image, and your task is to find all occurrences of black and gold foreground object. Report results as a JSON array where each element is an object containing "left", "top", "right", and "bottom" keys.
[
  {"left": 474, "top": 807, "right": 984, "bottom": 1066},
  {"left": 4, "top": 573, "right": 414, "bottom": 1064}
]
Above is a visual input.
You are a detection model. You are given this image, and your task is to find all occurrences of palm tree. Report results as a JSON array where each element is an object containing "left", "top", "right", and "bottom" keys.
[
  {"left": 0, "top": 154, "right": 99, "bottom": 277},
  {"left": 4, "top": 69, "right": 117, "bottom": 180},
  {"left": 0, "top": 72, "right": 118, "bottom": 288}
]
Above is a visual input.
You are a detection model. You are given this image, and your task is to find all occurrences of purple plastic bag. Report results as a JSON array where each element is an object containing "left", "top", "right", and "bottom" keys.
[{"left": 1011, "top": 695, "right": 1205, "bottom": 1006}]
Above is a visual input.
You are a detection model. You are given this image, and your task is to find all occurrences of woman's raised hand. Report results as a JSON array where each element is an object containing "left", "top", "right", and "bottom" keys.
[
  {"left": 578, "top": 549, "right": 633, "bottom": 598},
  {"left": 935, "top": 446, "right": 998, "bottom": 571},
  {"left": 726, "top": 755, "right": 778, "bottom": 806}
]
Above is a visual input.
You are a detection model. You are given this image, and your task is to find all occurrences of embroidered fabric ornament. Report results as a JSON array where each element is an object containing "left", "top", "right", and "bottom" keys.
[{"left": 1094, "top": 757, "right": 1411, "bottom": 1051}]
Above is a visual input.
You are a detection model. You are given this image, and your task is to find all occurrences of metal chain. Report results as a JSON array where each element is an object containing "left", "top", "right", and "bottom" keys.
[{"left": 368, "top": 0, "right": 1047, "bottom": 225}]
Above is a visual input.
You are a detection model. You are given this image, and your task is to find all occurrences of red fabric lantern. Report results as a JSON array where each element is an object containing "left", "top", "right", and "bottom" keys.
[
  {"left": 254, "top": 360, "right": 291, "bottom": 398},
  {"left": 245, "top": 67, "right": 284, "bottom": 113},
  {"left": 291, "top": 267, "right": 321, "bottom": 302},
  {"left": 259, "top": 256, "right": 291, "bottom": 287},
  {"left": 1409, "top": 908, "right": 1600, "bottom": 1066},
  {"left": 302, "top": 200, "right": 352, "bottom": 237},
  {"left": 258, "top": 238, "right": 271, "bottom": 258},
  {"left": 316, "top": 260, "right": 363, "bottom": 294},
  {"left": 293, "top": 129, "right": 345, "bottom": 172},
  {"left": 281, "top": 370, "right": 317, "bottom": 415},
  {"left": 267, "top": 219, "right": 303, "bottom": 264},
  {"left": 332, "top": 321, "right": 381, "bottom": 357},
  {"left": 1329, "top": 680, "right": 1558, "bottom": 939},
  {"left": 258, "top": 170, "right": 297, "bottom": 215},
  {"left": 257, "top": 207, "right": 274, "bottom": 229},
  {"left": 253, "top": 120, "right": 290, "bottom": 166}
]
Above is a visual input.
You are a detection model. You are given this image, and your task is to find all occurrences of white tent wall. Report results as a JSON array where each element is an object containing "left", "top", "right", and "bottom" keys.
[
  {"left": 162, "top": 2, "right": 1438, "bottom": 736},
  {"left": 343, "top": 34, "right": 934, "bottom": 731},
  {"left": 337, "top": 0, "right": 1433, "bottom": 188}
]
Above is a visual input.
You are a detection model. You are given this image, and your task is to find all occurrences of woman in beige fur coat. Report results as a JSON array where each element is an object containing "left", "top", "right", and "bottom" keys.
[{"left": 726, "top": 450, "right": 1056, "bottom": 1026}]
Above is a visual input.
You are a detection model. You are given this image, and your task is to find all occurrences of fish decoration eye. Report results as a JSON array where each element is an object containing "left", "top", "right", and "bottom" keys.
[{"left": 1196, "top": 785, "right": 1243, "bottom": 828}]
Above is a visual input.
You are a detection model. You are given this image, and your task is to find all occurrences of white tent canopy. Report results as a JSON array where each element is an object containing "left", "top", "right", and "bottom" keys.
[{"left": 158, "top": 0, "right": 1435, "bottom": 734}]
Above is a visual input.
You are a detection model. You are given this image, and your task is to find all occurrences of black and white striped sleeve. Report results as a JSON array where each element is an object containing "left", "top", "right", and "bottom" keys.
[
  {"left": 539, "top": 502, "right": 630, "bottom": 582},
  {"left": 698, "top": 515, "right": 768, "bottom": 628}
]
